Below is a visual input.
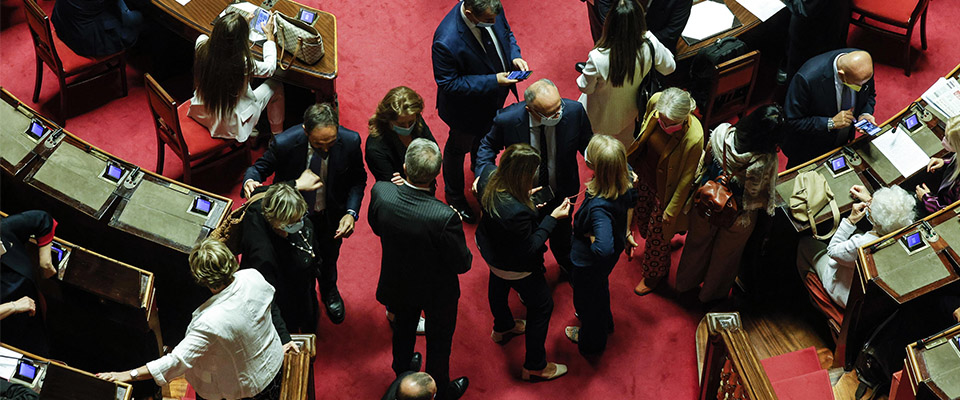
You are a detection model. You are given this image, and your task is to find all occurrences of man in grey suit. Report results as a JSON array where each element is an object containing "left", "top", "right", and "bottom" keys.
[{"left": 368, "top": 139, "right": 472, "bottom": 400}]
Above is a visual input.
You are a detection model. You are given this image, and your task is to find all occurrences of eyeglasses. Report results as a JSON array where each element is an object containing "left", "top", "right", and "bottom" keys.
[{"left": 535, "top": 103, "right": 563, "bottom": 120}]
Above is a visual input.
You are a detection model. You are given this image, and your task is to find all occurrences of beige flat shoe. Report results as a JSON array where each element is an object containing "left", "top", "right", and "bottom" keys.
[
  {"left": 522, "top": 362, "right": 568, "bottom": 381},
  {"left": 491, "top": 319, "right": 526, "bottom": 343}
]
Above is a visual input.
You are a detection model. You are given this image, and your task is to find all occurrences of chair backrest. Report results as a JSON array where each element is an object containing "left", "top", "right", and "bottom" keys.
[
  {"left": 144, "top": 73, "right": 190, "bottom": 160},
  {"left": 701, "top": 50, "right": 761, "bottom": 130},
  {"left": 22, "top": 0, "right": 63, "bottom": 73},
  {"left": 699, "top": 313, "right": 778, "bottom": 400}
]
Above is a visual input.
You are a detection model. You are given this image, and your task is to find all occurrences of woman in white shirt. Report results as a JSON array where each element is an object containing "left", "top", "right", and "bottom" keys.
[
  {"left": 97, "top": 239, "right": 299, "bottom": 400},
  {"left": 188, "top": 12, "right": 285, "bottom": 143},
  {"left": 797, "top": 186, "right": 916, "bottom": 308},
  {"left": 576, "top": 0, "right": 676, "bottom": 148}
]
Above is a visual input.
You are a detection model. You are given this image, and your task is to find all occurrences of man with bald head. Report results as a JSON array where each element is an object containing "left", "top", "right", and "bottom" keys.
[
  {"left": 382, "top": 372, "right": 437, "bottom": 400},
  {"left": 476, "top": 79, "right": 593, "bottom": 277},
  {"left": 782, "top": 49, "right": 878, "bottom": 168}
]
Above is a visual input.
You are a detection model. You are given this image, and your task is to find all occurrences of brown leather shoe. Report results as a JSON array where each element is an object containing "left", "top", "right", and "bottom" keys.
[
  {"left": 634, "top": 277, "right": 661, "bottom": 296},
  {"left": 491, "top": 319, "right": 526, "bottom": 343},
  {"left": 522, "top": 362, "right": 568, "bottom": 381}
]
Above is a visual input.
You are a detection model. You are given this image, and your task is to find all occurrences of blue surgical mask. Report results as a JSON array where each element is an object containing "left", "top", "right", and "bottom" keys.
[
  {"left": 281, "top": 218, "right": 304, "bottom": 234},
  {"left": 392, "top": 123, "right": 415, "bottom": 136}
]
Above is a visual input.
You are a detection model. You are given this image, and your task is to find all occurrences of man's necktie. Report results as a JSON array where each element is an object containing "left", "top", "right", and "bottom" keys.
[
  {"left": 310, "top": 150, "right": 328, "bottom": 212},
  {"left": 837, "top": 86, "right": 856, "bottom": 146},
  {"left": 538, "top": 126, "right": 550, "bottom": 190},
  {"left": 479, "top": 28, "right": 504, "bottom": 72}
]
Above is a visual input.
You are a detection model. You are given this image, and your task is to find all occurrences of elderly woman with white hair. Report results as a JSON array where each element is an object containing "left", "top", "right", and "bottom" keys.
[
  {"left": 798, "top": 185, "right": 916, "bottom": 308},
  {"left": 630, "top": 88, "right": 704, "bottom": 296}
]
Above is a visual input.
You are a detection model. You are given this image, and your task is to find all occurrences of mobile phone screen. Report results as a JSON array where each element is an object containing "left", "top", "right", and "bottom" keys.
[
  {"left": 507, "top": 71, "right": 532, "bottom": 80},
  {"left": 531, "top": 185, "right": 555, "bottom": 205},
  {"left": 251, "top": 9, "right": 270, "bottom": 34},
  {"left": 855, "top": 119, "right": 880, "bottom": 135}
]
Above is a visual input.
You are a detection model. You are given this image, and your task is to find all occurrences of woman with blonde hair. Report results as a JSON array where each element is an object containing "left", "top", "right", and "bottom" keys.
[
  {"left": 916, "top": 116, "right": 960, "bottom": 214},
  {"left": 365, "top": 86, "right": 438, "bottom": 182},
  {"left": 188, "top": 12, "right": 285, "bottom": 142},
  {"left": 476, "top": 143, "right": 572, "bottom": 380},
  {"left": 565, "top": 135, "right": 637, "bottom": 355}
]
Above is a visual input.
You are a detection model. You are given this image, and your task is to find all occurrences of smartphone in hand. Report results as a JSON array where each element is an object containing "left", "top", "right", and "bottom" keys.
[
  {"left": 530, "top": 185, "right": 555, "bottom": 205},
  {"left": 506, "top": 70, "right": 532, "bottom": 81}
]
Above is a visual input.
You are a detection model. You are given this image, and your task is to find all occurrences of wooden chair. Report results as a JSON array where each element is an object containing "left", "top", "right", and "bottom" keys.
[
  {"left": 698, "top": 50, "right": 761, "bottom": 132},
  {"left": 850, "top": 0, "right": 930, "bottom": 76},
  {"left": 144, "top": 73, "right": 249, "bottom": 185},
  {"left": 22, "top": 0, "right": 127, "bottom": 125},
  {"left": 698, "top": 313, "right": 778, "bottom": 400},
  {"left": 281, "top": 334, "right": 317, "bottom": 400}
]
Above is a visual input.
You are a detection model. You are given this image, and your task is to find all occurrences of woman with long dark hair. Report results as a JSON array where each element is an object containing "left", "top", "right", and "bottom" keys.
[
  {"left": 188, "top": 12, "right": 284, "bottom": 143},
  {"left": 476, "top": 143, "right": 571, "bottom": 381},
  {"left": 577, "top": 0, "right": 675, "bottom": 147}
]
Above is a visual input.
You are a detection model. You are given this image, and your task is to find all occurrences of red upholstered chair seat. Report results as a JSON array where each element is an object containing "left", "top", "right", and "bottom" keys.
[
  {"left": 853, "top": 0, "right": 917, "bottom": 25},
  {"left": 802, "top": 271, "right": 845, "bottom": 326},
  {"left": 49, "top": 27, "right": 120, "bottom": 74},
  {"left": 176, "top": 101, "right": 231, "bottom": 156}
]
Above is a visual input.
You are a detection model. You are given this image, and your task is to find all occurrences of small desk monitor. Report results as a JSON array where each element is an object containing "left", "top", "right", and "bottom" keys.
[
  {"left": 10, "top": 358, "right": 40, "bottom": 389},
  {"left": 900, "top": 231, "right": 927, "bottom": 254},
  {"left": 827, "top": 155, "right": 851, "bottom": 176},
  {"left": 298, "top": 9, "right": 316, "bottom": 24},
  {"left": 903, "top": 114, "right": 922, "bottom": 132},
  {"left": 25, "top": 120, "right": 45, "bottom": 140},
  {"left": 101, "top": 163, "right": 124, "bottom": 183},
  {"left": 50, "top": 242, "right": 66, "bottom": 265},
  {"left": 190, "top": 197, "right": 212, "bottom": 216}
]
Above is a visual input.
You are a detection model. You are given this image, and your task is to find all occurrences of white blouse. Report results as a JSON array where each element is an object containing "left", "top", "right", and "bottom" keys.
[
  {"left": 146, "top": 269, "right": 283, "bottom": 400},
  {"left": 815, "top": 219, "right": 878, "bottom": 308},
  {"left": 577, "top": 31, "right": 676, "bottom": 147},
  {"left": 187, "top": 35, "right": 278, "bottom": 143}
]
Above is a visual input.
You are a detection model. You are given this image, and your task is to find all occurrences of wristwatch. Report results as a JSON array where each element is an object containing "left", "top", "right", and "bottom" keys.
[
  {"left": 129, "top": 369, "right": 139, "bottom": 379},
  {"left": 827, "top": 119, "right": 835, "bottom": 130}
]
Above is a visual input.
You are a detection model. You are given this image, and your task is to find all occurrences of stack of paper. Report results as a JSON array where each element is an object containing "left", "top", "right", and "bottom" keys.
[
  {"left": 681, "top": 1, "right": 735, "bottom": 41},
  {"left": 737, "top": 0, "right": 785, "bottom": 22},
  {"left": 872, "top": 126, "right": 930, "bottom": 177},
  {"left": 921, "top": 77, "right": 960, "bottom": 118}
]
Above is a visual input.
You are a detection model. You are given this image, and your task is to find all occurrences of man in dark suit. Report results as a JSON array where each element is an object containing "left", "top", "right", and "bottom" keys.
[
  {"left": 369, "top": 139, "right": 472, "bottom": 400},
  {"left": 782, "top": 49, "right": 877, "bottom": 168},
  {"left": 381, "top": 372, "right": 436, "bottom": 400},
  {"left": 243, "top": 103, "right": 367, "bottom": 325},
  {"left": 475, "top": 79, "right": 592, "bottom": 277},
  {"left": 433, "top": 0, "right": 528, "bottom": 223},
  {"left": 585, "top": 0, "right": 692, "bottom": 53},
  {"left": 784, "top": 0, "right": 852, "bottom": 78}
]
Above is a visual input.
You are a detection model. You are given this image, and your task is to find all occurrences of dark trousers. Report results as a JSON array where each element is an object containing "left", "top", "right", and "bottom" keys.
[
  {"left": 391, "top": 300, "right": 458, "bottom": 400},
  {"left": 308, "top": 211, "right": 343, "bottom": 299},
  {"left": 443, "top": 129, "right": 483, "bottom": 206},
  {"left": 572, "top": 264, "right": 614, "bottom": 354},
  {"left": 540, "top": 197, "right": 573, "bottom": 271},
  {"left": 488, "top": 271, "right": 553, "bottom": 370}
]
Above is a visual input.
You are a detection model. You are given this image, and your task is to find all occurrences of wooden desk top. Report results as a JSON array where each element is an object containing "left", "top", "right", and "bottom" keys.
[
  {"left": 0, "top": 343, "right": 133, "bottom": 400},
  {"left": 675, "top": 0, "right": 761, "bottom": 61},
  {"left": 151, "top": 0, "right": 337, "bottom": 88},
  {"left": 906, "top": 323, "right": 960, "bottom": 399}
]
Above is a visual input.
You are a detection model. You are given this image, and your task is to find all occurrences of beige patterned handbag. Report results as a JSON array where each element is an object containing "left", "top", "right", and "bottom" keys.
[{"left": 274, "top": 12, "right": 324, "bottom": 68}]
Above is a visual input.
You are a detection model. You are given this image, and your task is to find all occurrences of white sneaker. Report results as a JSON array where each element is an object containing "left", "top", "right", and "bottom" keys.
[{"left": 416, "top": 317, "right": 426, "bottom": 335}]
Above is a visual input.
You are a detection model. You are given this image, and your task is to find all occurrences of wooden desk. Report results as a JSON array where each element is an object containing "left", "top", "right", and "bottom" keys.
[
  {"left": 675, "top": 0, "right": 762, "bottom": 61},
  {"left": 150, "top": 0, "right": 338, "bottom": 100},
  {"left": 0, "top": 343, "right": 133, "bottom": 400},
  {"left": 906, "top": 323, "right": 960, "bottom": 400}
]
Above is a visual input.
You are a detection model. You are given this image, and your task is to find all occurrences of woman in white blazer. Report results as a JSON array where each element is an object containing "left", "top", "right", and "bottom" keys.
[
  {"left": 577, "top": 0, "right": 676, "bottom": 148},
  {"left": 188, "top": 12, "right": 285, "bottom": 143}
]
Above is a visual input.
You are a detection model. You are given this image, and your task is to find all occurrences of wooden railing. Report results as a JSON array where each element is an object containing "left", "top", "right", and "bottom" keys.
[{"left": 699, "top": 313, "right": 778, "bottom": 400}]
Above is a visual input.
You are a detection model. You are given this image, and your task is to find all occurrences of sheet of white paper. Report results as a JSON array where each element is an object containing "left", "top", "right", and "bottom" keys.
[
  {"left": 681, "top": 1, "right": 735, "bottom": 41},
  {"left": 737, "top": 0, "right": 785, "bottom": 22},
  {"left": 872, "top": 126, "right": 930, "bottom": 177},
  {"left": 175, "top": 0, "right": 190, "bottom": 6},
  {"left": 0, "top": 347, "right": 24, "bottom": 380}
]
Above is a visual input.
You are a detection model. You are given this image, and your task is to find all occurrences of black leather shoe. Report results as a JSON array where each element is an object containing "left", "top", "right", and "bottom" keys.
[
  {"left": 409, "top": 352, "right": 422, "bottom": 372},
  {"left": 451, "top": 205, "right": 477, "bottom": 224},
  {"left": 575, "top": 62, "right": 586, "bottom": 73},
  {"left": 323, "top": 291, "right": 345, "bottom": 324},
  {"left": 447, "top": 377, "right": 469, "bottom": 400}
]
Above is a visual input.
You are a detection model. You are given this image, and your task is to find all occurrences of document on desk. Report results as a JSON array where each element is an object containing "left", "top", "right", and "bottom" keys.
[
  {"left": 922, "top": 77, "right": 960, "bottom": 118},
  {"left": 175, "top": 0, "right": 189, "bottom": 6},
  {"left": 681, "top": 1, "right": 736, "bottom": 41},
  {"left": 0, "top": 347, "right": 23, "bottom": 380},
  {"left": 871, "top": 126, "right": 929, "bottom": 177},
  {"left": 737, "top": 0, "right": 785, "bottom": 22}
]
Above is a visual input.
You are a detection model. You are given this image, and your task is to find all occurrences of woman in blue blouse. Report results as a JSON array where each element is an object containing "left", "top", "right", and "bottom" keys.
[{"left": 565, "top": 135, "right": 637, "bottom": 355}]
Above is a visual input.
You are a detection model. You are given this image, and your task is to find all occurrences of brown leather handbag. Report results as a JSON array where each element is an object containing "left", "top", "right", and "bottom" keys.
[{"left": 693, "top": 140, "right": 739, "bottom": 228}]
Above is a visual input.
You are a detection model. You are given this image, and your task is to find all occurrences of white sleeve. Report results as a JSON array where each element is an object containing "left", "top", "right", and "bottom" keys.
[
  {"left": 252, "top": 40, "right": 278, "bottom": 78},
  {"left": 577, "top": 51, "right": 600, "bottom": 95},
  {"left": 145, "top": 324, "right": 213, "bottom": 387},
  {"left": 825, "top": 219, "right": 871, "bottom": 268},
  {"left": 645, "top": 31, "right": 676, "bottom": 76}
]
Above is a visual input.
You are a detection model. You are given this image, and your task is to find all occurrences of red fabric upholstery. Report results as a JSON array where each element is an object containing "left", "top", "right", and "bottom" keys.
[
  {"left": 49, "top": 26, "right": 120, "bottom": 74},
  {"left": 761, "top": 347, "right": 822, "bottom": 382},
  {"left": 802, "top": 271, "right": 845, "bottom": 325},
  {"left": 762, "top": 348, "right": 833, "bottom": 400},
  {"left": 177, "top": 101, "right": 228, "bottom": 156},
  {"left": 853, "top": 0, "right": 919, "bottom": 25},
  {"left": 889, "top": 370, "right": 916, "bottom": 400}
]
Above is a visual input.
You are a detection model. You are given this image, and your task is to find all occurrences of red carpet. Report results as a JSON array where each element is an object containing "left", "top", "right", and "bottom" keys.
[{"left": 2, "top": 0, "right": 959, "bottom": 398}]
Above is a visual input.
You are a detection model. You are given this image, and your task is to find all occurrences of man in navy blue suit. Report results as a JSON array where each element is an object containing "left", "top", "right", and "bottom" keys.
[
  {"left": 433, "top": 0, "right": 528, "bottom": 223},
  {"left": 782, "top": 49, "right": 877, "bottom": 168},
  {"left": 475, "top": 79, "right": 593, "bottom": 277},
  {"left": 243, "top": 103, "right": 367, "bottom": 325}
]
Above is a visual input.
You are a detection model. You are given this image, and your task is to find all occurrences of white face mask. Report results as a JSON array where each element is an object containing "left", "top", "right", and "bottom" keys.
[
  {"left": 536, "top": 105, "right": 563, "bottom": 127},
  {"left": 943, "top": 136, "right": 955, "bottom": 153},
  {"left": 281, "top": 218, "right": 305, "bottom": 234},
  {"left": 392, "top": 123, "right": 415, "bottom": 136},
  {"left": 476, "top": 21, "right": 494, "bottom": 28}
]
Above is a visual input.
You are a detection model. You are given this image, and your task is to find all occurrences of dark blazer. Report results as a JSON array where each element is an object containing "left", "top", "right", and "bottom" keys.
[
  {"left": 476, "top": 99, "right": 593, "bottom": 199},
  {"left": 782, "top": 48, "right": 877, "bottom": 163},
  {"left": 244, "top": 125, "right": 367, "bottom": 217},
  {"left": 570, "top": 191, "right": 637, "bottom": 270},
  {"left": 364, "top": 119, "right": 437, "bottom": 182},
  {"left": 51, "top": 0, "right": 141, "bottom": 57},
  {"left": 475, "top": 166, "right": 557, "bottom": 273},
  {"left": 433, "top": 1, "right": 522, "bottom": 133},
  {"left": 594, "top": 0, "right": 692, "bottom": 54},
  {"left": 368, "top": 182, "right": 472, "bottom": 309},
  {"left": 1, "top": 211, "right": 56, "bottom": 303}
]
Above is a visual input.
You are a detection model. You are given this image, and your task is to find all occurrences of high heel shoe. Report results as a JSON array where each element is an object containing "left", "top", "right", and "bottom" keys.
[
  {"left": 491, "top": 319, "right": 526, "bottom": 343},
  {"left": 521, "top": 362, "right": 568, "bottom": 381}
]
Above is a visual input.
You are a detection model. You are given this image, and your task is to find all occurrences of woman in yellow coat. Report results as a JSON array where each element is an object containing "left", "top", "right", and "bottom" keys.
[{"left": 630, "top": 88, "right": 704, "bottom": 295}]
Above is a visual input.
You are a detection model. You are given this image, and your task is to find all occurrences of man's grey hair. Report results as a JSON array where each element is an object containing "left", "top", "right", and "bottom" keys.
[
  {"left": 869, "top": 186, "right": 916, "bottom": 235},
  {"left": 655, "top": 87, "right": 696, "bottom": 122},
  {"left": 464, "top": 0, "right": 502, "bottom": 15},
  {"left": 523, "top": 78, "right": 557, "bottom": 104},
  {"left": 404, "top": 139, "right": 442, "bottom": 185}
]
